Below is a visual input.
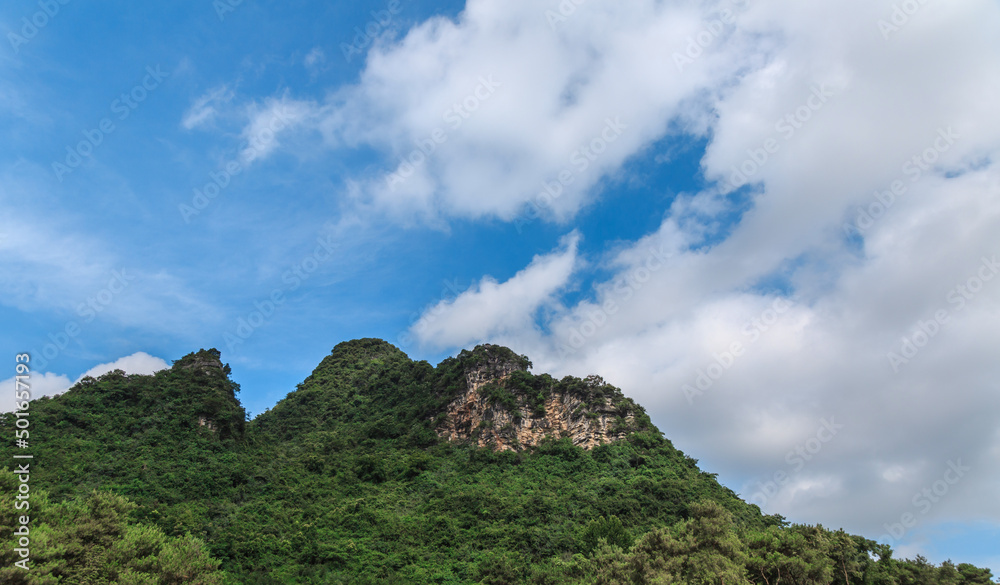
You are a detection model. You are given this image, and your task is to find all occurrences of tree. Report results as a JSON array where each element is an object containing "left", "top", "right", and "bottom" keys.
[
  {"left": 744, "top": 524, "right": 834, "bottom": 585},
  {"left": 936, "top": 560, "right": 961, "bottom": 585},
  {"left": 898, "top": 555, "right": 937, "bottom": 585},
  {"left": 626, "top": 500, "right": 748, "bottom": 585},
  {"left": 0, "top": 470, "right": 230, "bottom": 584},
  {"left": 745, "top": 526, "right": 792, "bottom": 585},
  {"left": 957, "top": 563, "right": 996, "bottom": 585},
  {"left": 580, "top": 515, "right": 633, "bottom": 555},
  {"left": 827, "top": 529, "right": 863, "bottom": 585}
]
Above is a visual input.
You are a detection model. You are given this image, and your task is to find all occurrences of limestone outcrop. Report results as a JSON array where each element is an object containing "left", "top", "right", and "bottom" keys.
[{"left": 435, "top": 345, "right": 645, "bottom": 451}]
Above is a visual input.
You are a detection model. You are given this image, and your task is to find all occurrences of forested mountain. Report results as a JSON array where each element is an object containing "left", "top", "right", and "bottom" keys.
[{"left": 1, "top": 339, "right": 995, "bottom": 584}]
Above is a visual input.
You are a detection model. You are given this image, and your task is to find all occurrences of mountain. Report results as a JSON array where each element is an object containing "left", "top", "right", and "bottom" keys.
[
  {"left": 1, "top": 339, "right": 995, "bottom": 584},
  {"left": 432, "top": 344, "right": 650, "bottom": 451}
]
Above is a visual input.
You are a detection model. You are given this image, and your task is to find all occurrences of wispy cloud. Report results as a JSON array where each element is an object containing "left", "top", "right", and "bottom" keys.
[
  {"left": 238, "top": 94, "right": 318, "bottom": 165},
  {"left": 0, "top": 171, "right": 222, "bottom": 338},
  {"left": 304, "top": 47, "right": 325, "bottom": 71},
  {"left": 182, "top": 85, "right": 235, "bottom": 130}
]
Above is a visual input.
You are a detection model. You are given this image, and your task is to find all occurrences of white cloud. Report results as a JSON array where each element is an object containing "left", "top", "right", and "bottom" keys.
[
  {"left": 75, "top": 351, "right": 170, "bottom": 381},
  {"left": 304, "top": 47, "right": 326, "bottom": 70},
  {"left": 412, "top": 231, "right": 580, "bottom": 348},
  {"left": 0, "top": 352, "right": 170, "bottom": 413},
  {"left": 238, "top": 94, "right": 318, "bottom": 165},
  {"left": 182, "top": 85, "right": 234, "bottom": 130},
  {"left": 246, "top": 0, "right": 759, "bottom": 222},
  {"left": 0, "top": 372, "right": 72, "bottom": 414},
  {"left": 402, "top": 0, "right": 1000, "bottom": 556},
  {"left": 0, "top": 169, "right": 223, "bottom": 337},
  {"left": 0, "top": 173, "right": 119, "bottom": 314}
]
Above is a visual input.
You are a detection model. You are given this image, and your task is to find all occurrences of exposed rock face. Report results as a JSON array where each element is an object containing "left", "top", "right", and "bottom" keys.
[
  {"left": 198, "top": 416, "right": 217, "bottom": 431},
  {"left": 436, "top": 345, "right": 642, "bottom": 451},
  {"left": 175, "top": 349, "right": 226, "bottom": 376},
  {"left": 171, "top": 348, "right": 245, "bottom": 439}
]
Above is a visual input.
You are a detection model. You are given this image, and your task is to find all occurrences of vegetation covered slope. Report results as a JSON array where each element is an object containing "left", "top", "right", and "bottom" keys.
[{"left": 0, "top": 339, "right": 995, "bottom": 584}]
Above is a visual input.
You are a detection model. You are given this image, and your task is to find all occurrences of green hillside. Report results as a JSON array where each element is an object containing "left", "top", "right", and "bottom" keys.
[{"left": 0, "top": 339, "right": 994, "bottom": 584}]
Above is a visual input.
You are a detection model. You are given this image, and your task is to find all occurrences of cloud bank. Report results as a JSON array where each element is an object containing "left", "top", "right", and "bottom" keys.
[
  {"left": 0, "top": 352, "right": 170, "bottom": 413},
  {"left": 386, "top": 0, "right": 1000, "bottom": 549}
]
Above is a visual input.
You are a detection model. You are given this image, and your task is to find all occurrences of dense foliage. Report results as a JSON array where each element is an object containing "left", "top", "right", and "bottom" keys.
[
  {"left": 1, "top": 339, "right": 995, "bottom": 584},
  {"left": 0, "top": 470, "right": 227, "bottom": 584}
]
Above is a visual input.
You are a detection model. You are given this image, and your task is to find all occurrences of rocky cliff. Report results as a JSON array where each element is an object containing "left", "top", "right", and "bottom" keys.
[{"left": 435, "top": 345, "right": 647, "bottom": 451}]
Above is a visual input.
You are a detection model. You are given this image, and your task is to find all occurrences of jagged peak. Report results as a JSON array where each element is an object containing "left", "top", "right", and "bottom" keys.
[
  {"left": 172, "top": 348, "right": 226, "bottom": 375},
  {"left": 452, "top": 344, "right": 532, "bottom": 388},
  {"left": 436, "top": 351, "right": 652, "bottom": 451}
]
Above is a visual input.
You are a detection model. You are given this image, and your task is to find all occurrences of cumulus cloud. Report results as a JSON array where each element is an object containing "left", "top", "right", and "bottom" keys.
[
  {"left": 0, "top": 352, "right": 170, "bottom": 413},
  {"left": 403, "top": 0, "right": 1000, "bottom": 556},
  {"left": 0, "top": 372, "right": 72, "bottom": 414},
  {"left": 211, "top": 0, "right": 999, "bottom": 563},
  {"left": 412, "top": 231, "right": 580, "bottom": 348},
  {"left": 75, "top": 351, "right": 170, "bottom": 380},
  {"left": 240, "top": 0, "right": 760, "bottom": 222}
]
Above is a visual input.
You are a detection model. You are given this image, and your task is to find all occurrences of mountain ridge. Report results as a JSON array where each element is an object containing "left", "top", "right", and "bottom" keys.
[{"left": 0, "top": 339, "right": 994, "bottom": 584}]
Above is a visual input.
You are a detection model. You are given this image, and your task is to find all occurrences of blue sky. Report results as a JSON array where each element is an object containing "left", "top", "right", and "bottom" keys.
[{"left": 2, "top": 0, "right": 999, "bottom": 574}]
